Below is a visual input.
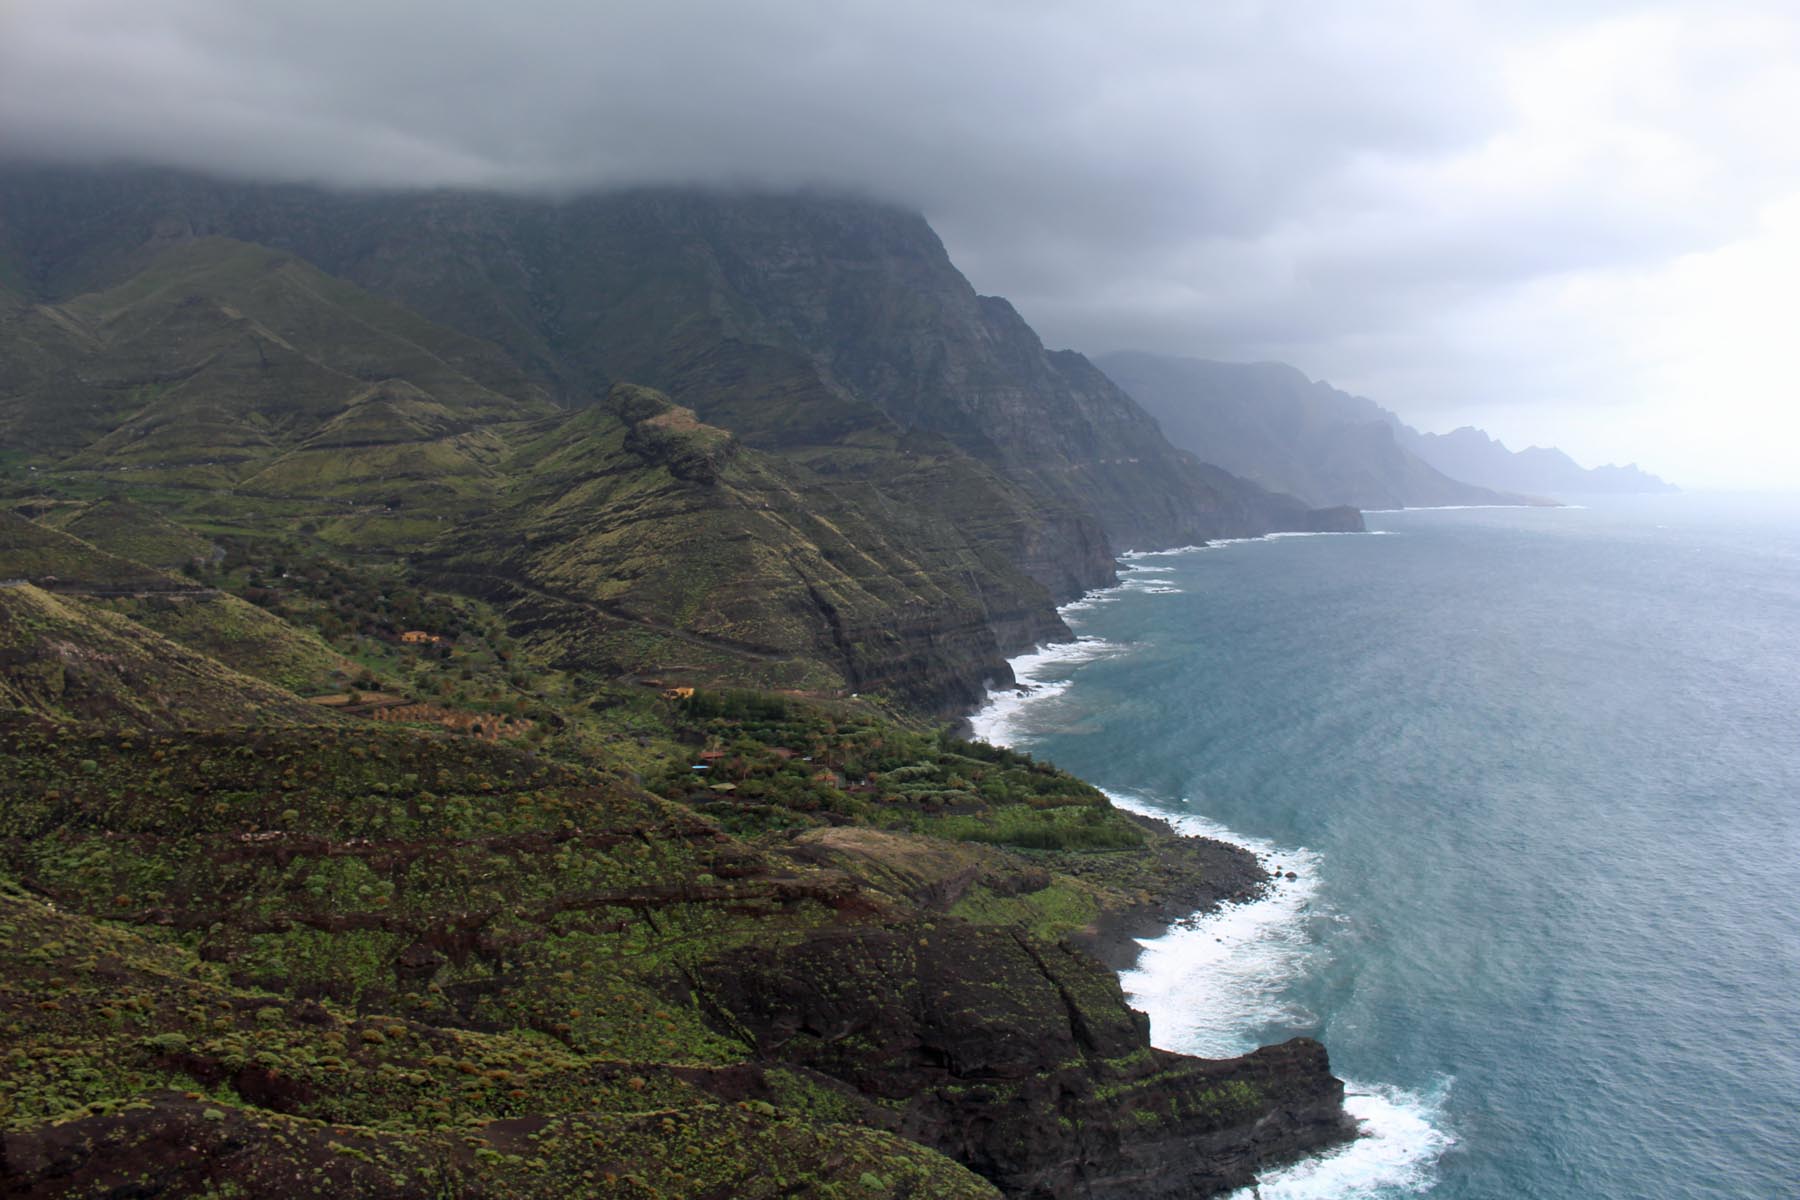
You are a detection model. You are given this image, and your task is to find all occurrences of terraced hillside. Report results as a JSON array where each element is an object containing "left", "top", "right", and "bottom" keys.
[
  {"left": 0, "top": 555, "right": 1351, "bottom": 1197},
  {"left": 419, "top": 384, "right": 1067, "bottom": 713}
]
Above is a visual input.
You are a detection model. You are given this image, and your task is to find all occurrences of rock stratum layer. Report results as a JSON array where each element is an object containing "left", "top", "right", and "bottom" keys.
[{"left": 0, "top": 165, "right": 1358, "bottom": 1196}]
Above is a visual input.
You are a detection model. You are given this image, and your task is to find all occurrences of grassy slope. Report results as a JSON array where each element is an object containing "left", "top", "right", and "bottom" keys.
[
  {"left": 0, "top": 881, "right": 997, "bottom": 1200},
  {"left": 0, "top": 683, "right": 1278, "bottom": 1197},
  {"left": 95, "top": 590, "right": 359, "bottom": 695},
  {"left": 0, "top": 514, "right": 1287, "bottom": 1195},
  {"left": 0, "top": 509, "right": 190, "bottom": 589},
  {"left": 424, "top": 385, "right": 1023, "bottom": 712},
  {"left": 0, "top": 511, "right": 354, "bottom": 694},
  {"left": 0, "top": 548, "right": 1328, "bottom": 1199},
  {"left": 55, "top": 498, "right": 216, "bottom": 567},
  {"left": 3, "top": 238, "right": 553, "bottom": 524},
  {"left": 0, "top": 584, "right": 337, "bottom": 730}
]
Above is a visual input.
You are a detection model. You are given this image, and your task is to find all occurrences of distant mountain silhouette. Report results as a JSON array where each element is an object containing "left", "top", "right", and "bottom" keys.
[
  {"left": 1096, "top": 352, "right": 1546, "bottom": 509},
  {"left": 1097, "top": 352, "right": 1674, "bottom": 506},
  {"left": 1401, "top": 426, "right": 1677, "bottom": 496}
]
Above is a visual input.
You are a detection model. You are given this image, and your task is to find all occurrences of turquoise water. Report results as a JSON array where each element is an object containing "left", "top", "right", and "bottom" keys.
[{"left": 970, "top": 496, "right": 1800, "bottom": 1199}]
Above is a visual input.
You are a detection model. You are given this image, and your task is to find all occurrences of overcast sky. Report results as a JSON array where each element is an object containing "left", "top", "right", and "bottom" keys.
[{"left": 4, "top": 1, "right": 1798, "bottom": 488}]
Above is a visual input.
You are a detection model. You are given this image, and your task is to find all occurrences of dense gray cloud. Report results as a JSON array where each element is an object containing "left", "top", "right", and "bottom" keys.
[{"left": 3, "top": 0, "right": 1798, "bottom": 484}]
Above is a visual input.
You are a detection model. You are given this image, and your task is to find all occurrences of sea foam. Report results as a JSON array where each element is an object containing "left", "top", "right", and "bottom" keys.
[
  {"left": 1105, "top": 788, "right": 1327, "bottom": 1057},
  {"left": 968, "top": 556, "right": 1453, "bottom": 1197},
  {"left": 1106, "top": 789, "right": 1456, "bottom": 1195},
  {"left": 1117, "top": 529, "right": 1389, "bottom": 562},
  {"left": 965, "top": 635, "right": 1120, "bottom": 746},
  {"left": 1360, "top": 503, "right": 1581, "bottom": 513},
  {"left": 1232, "top": 1079, "right": 1456, "bottom": 1199}
]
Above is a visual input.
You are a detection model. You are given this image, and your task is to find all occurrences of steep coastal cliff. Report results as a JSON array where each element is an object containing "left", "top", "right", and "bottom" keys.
[
  {"left": 0, "top": 166, "right": 1358, "bottom": 1195},
  {"left": 0, "top": 167, "right": 1359, "bottom": 587}
]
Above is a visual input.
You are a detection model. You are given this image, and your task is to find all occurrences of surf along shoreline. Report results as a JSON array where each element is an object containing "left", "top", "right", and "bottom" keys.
[
  {"left": 1070, "top": 807, "right": 1273, "bottom": 973},
  {"left": 968, "top": 535, "right": 1460, "bottom": 1199},
  {"left": 961, "top": 558, "right": 1290, "bottom": 975}
]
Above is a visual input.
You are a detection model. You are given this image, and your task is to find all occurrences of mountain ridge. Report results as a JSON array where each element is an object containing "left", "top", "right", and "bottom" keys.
[
  {"left": 0, "top": 166, "right": 1361, "bottom": 584},
  {"left": 0, "top": 164, "right": 1363, "bottom": 1196},
  {"left": 1403, "top": 424, "right": 1677, "bottom": 497},
  {"left": 1097, "top": 350, "right": 1673, "bottom": 506},
  {"left": 1096, "top": 352, "right": 1548, "bottom": 509}
]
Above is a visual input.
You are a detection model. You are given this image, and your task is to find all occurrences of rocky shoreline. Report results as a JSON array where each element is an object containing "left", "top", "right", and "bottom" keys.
[
  {"left": 1068, "top": 810, "right": 1271, "bottom": 973},
  {"left": 960, "top": 684, "right": 1359, "bottom": 1195}
]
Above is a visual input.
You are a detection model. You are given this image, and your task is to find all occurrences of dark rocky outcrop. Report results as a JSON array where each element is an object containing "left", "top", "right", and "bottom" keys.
[{"left": 698, "top": 920, "right": 1354, "bottom": 1199}]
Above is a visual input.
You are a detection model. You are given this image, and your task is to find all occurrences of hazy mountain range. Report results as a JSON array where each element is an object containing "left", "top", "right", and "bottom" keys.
[
  {"left": 1097, "top": 352, "right": 1675, "bottom": 510},
  {"left": 1403, "top": 425, "right": 1676, "bottom": 499}
]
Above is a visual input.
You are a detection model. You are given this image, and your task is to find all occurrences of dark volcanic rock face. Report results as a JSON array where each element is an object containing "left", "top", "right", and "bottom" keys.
[{"left": 700, "top": 921, "right": 1354, "bottom": 1199}]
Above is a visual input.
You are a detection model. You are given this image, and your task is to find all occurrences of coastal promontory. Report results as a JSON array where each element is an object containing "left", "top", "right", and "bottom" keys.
[{"left": 0, "top": 166, "right": 1358, "bottom": 1196}]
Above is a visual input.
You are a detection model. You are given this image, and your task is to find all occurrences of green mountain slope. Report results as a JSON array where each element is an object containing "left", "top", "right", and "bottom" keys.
[
  {"left": 0, "top": 509, "right": 189, "bottom": 591},
  {"left": 425, "top": 385, "right": 1060, "bottom": 713},
  {"left": 0, "top": 684, "right": 1348, "bottom": 1198},
  {"left": 0, "top": 843, "right": 1000, "bottom": 1200},
  {"left": 1, "top": 237, "right": 553, "bottom": 515},
  {"left": 0, "top": 510, "right": 351, "bottom": 693},
  {"left": 52, "top": 497, "right": 216, "bottom": 566},
  {"left": 0, "top": 582, "right": 337, "bottom": 730},
  {"left": 99, "top": 589, "right": 358, "bottom": 695},
  {"left": 1, "top": 253, "right": 1067, "bottom": 712},
  {"left": 0, "top": 167, "right": 1359, "bottom": 595}
]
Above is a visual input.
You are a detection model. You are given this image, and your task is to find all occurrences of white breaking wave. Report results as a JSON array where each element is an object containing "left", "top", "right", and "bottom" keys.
[
  {"left": 1057, "top": 592, "right": 1122, "bottom": 614},
  {"left": 968, "top": 564, "right": 1177, "bottom": 744},
  {"left": 1229, "top": 1080, "right": 1456, "bottom": 1200},
  {"left": 1118, "top": 543, "right": 1210, "bottom": 559},
  {"left": 1265, "top": 528, "right": 1393, "bottom": 538},
  {"left": 1118, "top": 529, "right": 1390, "bottom": 562},
  {"left": 1107, "top": 788, "right": 1455, "bottom": 1196},
  {"left": 1361, "top": 504, "right": 1543, "bottom": 512},
  {"left": 1056, "top": 574, "right": 1133, "bottom": 616},
  {"left": 966, "top": 635, "right": 1121, "bottom": 746},
  {"left": 1056, "top": 592, "right": 1121, "bottom": 615},
  {"left": 1107, "top": 789, "right": 1327, "bottom": 1057},
  {"left": 969, "top": 552, "right": 1452, "bottom": 1197}
]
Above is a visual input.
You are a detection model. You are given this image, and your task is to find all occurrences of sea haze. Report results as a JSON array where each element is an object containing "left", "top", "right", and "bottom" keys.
[{"left": 972, "top": 495, "right": 1800, "bottom": 1199}]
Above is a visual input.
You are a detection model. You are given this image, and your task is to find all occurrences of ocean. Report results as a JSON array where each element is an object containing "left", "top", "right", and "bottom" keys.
[{"left": 969, "top": 495, "right": 1800, "bottom": 1199}]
